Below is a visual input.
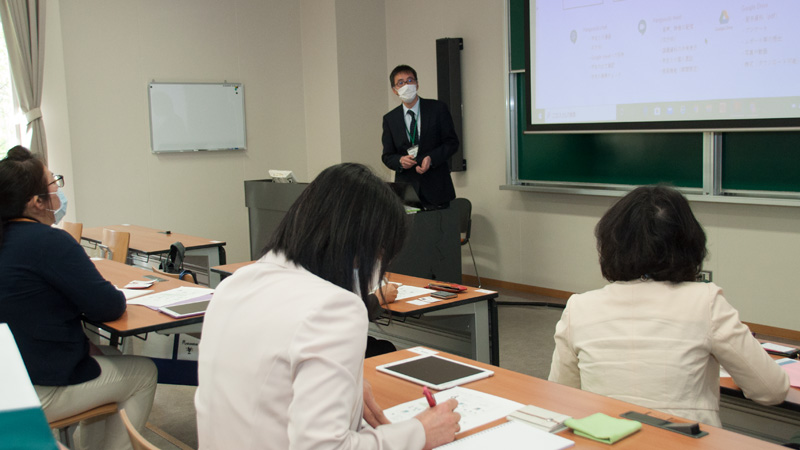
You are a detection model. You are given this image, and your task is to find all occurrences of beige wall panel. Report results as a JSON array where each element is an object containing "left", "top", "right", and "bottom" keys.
[{"left": 53, "top": 0, "right": 308, "bottom": 264}]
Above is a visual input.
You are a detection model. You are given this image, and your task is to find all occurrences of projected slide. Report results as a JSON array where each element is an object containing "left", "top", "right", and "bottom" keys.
[{"left": 527, "top": 0, "right": 800, "bottom": 131}]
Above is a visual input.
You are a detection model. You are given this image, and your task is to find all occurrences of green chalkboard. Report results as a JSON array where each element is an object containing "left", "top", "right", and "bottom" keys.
[
  {"left": 722, "top": 131, "right": 800, "bottom": 192},
  {"left": 510, "top": 0, "right": 800, "bottom": 194}
]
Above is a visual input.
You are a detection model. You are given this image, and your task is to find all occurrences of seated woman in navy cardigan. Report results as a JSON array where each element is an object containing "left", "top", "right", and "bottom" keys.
[{"left": 0, "top": 146, "right": 157, "bottom": 450}]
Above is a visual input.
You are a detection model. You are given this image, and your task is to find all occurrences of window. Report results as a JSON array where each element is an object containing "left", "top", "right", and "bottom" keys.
[{"left": 0, "top": 20, "right": 20, "bottom": 158}]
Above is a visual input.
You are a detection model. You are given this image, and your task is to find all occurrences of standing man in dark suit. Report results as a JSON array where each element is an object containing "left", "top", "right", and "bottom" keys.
[{"left": 382, "top": 65, "right": 459, "bottom": 209}]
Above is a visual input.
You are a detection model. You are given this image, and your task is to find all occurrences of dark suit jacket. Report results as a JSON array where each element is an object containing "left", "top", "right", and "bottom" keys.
[
  {"left": 0, "top": 221, "right": 126, "bottom": 386},
  {"left": 382, "top": 97, "right": 459, "bottom": 207}
]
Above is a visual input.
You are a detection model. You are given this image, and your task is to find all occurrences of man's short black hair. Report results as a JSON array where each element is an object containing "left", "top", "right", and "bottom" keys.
[
  {"left": 595, "top": 185, "right": 707, "bottom": 283},
  {"left": 390, "top": 65, "right": 417, "bottom": 87}
]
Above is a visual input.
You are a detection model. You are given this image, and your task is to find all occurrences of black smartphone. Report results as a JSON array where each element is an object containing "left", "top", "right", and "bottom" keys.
[{"left": 431, "top": 291, "right": 456, "bottom": 299}]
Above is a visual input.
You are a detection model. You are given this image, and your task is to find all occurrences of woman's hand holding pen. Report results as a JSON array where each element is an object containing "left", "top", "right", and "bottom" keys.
[
  {"left": 415, "top": 396, "right": 460, "bottom": 450},
  {"left": 377, "top": 283, "right": 398, "bottom": 304}
]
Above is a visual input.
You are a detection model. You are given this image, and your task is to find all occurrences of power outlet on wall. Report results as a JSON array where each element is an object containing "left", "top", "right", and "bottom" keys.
[{"left": 697, "top": 270, "right": 712, "bottom": 283}]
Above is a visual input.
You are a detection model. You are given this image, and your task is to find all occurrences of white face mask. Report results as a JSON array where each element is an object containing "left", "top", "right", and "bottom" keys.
[
  {"left": 396, "top": 84, "right": 417, "bottom": 103},
  {"left": 353, "top": 266, "right": 382, "bottom": 297},
  {"left": 47, "top": 188, "right": 68, "bottom": 224}
]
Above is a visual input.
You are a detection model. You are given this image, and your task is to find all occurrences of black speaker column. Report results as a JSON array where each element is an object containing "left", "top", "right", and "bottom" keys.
[{"left": 436, "top": 37, "right": 465, "bottom": 172}]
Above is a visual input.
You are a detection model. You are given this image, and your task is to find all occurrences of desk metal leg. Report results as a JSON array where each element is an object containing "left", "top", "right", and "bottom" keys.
[{"left": 489, "top": 299, "right": 499, "bottom": 366}]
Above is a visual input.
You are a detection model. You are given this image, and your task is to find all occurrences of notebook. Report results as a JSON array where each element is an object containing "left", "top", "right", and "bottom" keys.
[{"left": 435, "top": 420, "right": 574, "bottom": 449}]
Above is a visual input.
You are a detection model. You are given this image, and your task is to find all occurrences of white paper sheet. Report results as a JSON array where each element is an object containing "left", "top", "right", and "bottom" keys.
[
  {"left": 385, "top": 387, "right": 523, "bottom": 434},
  {"left": 126, "top": 286, "right": 213, "bottom": 308},
  {"left": 435, "top": 420, "right": 574, "bottom": 450},
  {"left": 396, "top": 285, "right": 436, "bottom": 300}
]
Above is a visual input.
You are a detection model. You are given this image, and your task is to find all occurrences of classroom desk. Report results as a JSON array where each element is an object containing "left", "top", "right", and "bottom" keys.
[
  {"left": 210, "top": 262, "right": 501, "bottom": 365},
  {"left": 365, "top": 349, "right": 786, "bottom": 449},
  {"left": 0, "top": 324, "right": 59, "bottom": 449},
  {"left": 718, "top": 352, "right": 800, "bottom": 443},
  {"left": 82, "top": 224, "right": 227, "bottom": 286},
  {"left": 86, "top": 259, "right": 205, "bottom": 345},
  {"left": 86, "top": 259, "right": 206, "bottom": 384}
]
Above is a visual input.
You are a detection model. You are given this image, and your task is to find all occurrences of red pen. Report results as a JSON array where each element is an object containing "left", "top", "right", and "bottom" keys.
[{"left": 423, "top": 386, "right": 437, "bottom": 407}]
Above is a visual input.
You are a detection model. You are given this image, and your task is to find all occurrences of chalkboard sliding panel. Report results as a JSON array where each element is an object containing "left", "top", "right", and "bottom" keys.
[{"left": 720, "top": 131, "right": 800, "bottom": 199}]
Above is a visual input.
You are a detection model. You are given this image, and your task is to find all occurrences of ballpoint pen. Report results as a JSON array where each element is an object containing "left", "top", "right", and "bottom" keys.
[{"left": 423, "top": 386, "right": 437, "bottom": 407}]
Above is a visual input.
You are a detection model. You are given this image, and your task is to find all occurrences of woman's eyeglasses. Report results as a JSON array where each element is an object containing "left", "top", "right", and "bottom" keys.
[{"left": 49, "top": 174, "right": 65, "bottom": 188}]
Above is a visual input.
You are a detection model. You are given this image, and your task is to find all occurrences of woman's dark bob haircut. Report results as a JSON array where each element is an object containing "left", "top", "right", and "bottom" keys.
[
  {"left": 263, "top": 162, "right": 408, "bottom": 306},
  {"left": 595, "top": 185, "right": 707, "bottom": 283}
]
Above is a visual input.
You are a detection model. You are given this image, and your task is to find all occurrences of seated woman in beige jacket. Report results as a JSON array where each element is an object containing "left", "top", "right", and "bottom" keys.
[{"left": 548, "top": 185, "right": 789, "bottom": 427}]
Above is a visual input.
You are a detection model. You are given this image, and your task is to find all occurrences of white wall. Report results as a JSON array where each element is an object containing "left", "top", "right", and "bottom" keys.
[
  {"left": 42, "top": 0, "right": 800, "bottom": 330},
  {"left": 49, "top": 0, "right": 309, "bottom": 264}
]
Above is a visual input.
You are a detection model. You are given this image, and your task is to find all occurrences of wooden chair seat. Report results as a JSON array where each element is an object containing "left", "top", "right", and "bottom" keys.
[{"left": 50, "top": 402, "right": 118, "bottom": 446}]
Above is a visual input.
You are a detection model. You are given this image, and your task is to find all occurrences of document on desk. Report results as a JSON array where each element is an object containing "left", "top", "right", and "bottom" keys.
[
  {"left": 127, "top": 286, "right": 214, "bottom": 309},
  {"left": 777, "top": 358, "right": 800, "bottom": 388},
  {"left": 396, "top": 285, "right": 436, "bottom": 300},
  {"left": 435, "top": 420, "right": 574, "bottom": 449},
  {"left": 385, "top": 387, "right": 523, "bottom": 434}
]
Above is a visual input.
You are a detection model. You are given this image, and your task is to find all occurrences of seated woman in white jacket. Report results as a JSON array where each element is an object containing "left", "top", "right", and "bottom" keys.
[
  {"left": 548, "top": 185, "right": 789, "bottom": 427},
  {"left": 195, "top": 163, "right": 460, "bottom": 449}
]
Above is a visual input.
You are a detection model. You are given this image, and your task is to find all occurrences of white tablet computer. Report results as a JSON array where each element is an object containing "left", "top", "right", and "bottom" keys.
[
  {"left": 159, "top": 300, "right": 210, "bottom": 319},
  {"left": 376, "top": 354, "right": 494, "bottom": 390}
]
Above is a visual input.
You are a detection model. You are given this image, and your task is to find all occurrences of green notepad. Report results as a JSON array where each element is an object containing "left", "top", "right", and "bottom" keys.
[{"left": 564, "top": 413, "right": 641, "bottom": 444}]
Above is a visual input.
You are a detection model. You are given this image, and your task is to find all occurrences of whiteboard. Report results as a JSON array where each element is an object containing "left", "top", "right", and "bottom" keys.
[{"left": 148, "top": 82, "right": 246, "bottom": 153}]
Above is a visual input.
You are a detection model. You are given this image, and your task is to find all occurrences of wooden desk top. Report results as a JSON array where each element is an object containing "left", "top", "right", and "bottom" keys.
[
  {"left": 383, "top": 272, "right": 497, "bottom": 316},
  {"left": 720, "top": 350, "right": 800, "bottom": 410},
  {"left": 210, "top": 260, "right": 253, "bottom": 275},
  {"left": 82, "top": 224, "right": 225, "bottom": 255},
  {"left": 88, "top": 259, "right": 205, "bottom": 336},
  {"left": 210, "top": 261, "right": 498, "bottom": 316},
  {"left": 365, "top": 350, "right": 785, "bottom": 449}
]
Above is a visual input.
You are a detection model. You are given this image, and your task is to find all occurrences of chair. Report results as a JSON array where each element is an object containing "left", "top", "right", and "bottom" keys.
[
  {"left": 49, "top": 402, "right": 118, "bottom": 448},
  {"left": 61, "top": 221, "right": 83, "bottom": 243},
  {"left": 99, "top": 229, "right": 130, "bottom": 263},
  {"left": 152, "top": 265, "right": 197, "bottom": 284},
  {"left": 451, "top": 198, "right": 481, "bottom": 288},
  {"left": 120, "top": 408, "right": 160, "bottom": 450}
]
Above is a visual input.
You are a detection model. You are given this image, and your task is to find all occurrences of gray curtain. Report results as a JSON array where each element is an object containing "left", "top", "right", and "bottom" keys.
[{"left": 0, "top": 0, "right": 46, "bottom": 162}]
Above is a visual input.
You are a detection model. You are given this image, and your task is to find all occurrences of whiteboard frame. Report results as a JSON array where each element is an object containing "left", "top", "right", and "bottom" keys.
[{"left": 148, "top": 81, "right": 247, "bottom": 154}]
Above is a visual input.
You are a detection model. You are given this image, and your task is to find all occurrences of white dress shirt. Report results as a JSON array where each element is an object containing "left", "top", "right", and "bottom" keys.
[
  {"left": 548, "top": 280, "right": 789, "bottom": 427},
  {"left": 196, "top": 251, "right": 425, "bottom": 449}
]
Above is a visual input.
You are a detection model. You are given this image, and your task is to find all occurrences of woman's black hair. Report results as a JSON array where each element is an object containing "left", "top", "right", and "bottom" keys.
[
  {"left": 595, "top": 185, "right": 707, "bottom": 283},
  {"left": 0, "top": 146, "right": 48, "bottom": 246},
  {"left": 262, "top": 163, "right": 408, "bottom": 308}
]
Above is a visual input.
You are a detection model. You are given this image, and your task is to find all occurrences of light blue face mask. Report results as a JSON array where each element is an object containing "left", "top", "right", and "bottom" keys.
[{"left": 47, "top": 188, "right": 68, "bottom": 224}]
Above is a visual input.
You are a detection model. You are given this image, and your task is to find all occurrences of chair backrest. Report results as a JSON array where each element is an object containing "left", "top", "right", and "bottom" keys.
[
  {"left": 100, "top": 229, "right": 130, "bottom": 264},
  {"left": 61, "top": 222, "right": 83, "bottom": 243},
  {"left": 450, "top": 198, "right": 472, "bottom": 243},
  {"left": 120, "top": 409, "right": 160, "bottom": 450},
  {"left": 152, "top": 265, "right": 197, "bottom": 284}
]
